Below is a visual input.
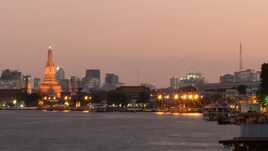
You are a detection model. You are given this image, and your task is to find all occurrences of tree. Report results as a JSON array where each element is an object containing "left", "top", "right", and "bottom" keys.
[
  {"left": 16, "top": 92, "right": 41, "bottom": 107},
  {"left": 259, "top": 63, "right": 268, "bottom": 106},
  {"left": 137, "top": 91, "right": 150, "bottom": 103}
]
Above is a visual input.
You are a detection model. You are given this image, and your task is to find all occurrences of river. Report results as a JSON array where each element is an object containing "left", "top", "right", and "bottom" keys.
[{"left": 0, "top": 111, "right": 239, "bottom": 151}]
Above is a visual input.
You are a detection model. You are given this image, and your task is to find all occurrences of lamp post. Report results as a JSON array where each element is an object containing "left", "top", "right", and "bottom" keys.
[{"left": 157, "top": 94, "right": 163, "bottom": 109}]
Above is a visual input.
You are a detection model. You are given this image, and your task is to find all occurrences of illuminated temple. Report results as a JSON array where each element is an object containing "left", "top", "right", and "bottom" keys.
[{"left": 39, "top": 47, "right": 62, "bottom": 98}]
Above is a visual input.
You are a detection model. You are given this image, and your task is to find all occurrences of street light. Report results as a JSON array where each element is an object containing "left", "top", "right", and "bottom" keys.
[
  {"left": 165, "top": 95, "right": 170, "bottom": 99},
  {"left": 157, "top": 94, "right": 163, "bottom": 100},
  {"left": 13, "top": 99, "right": 17, "bottom": 105},
  {"left": 188, "top": 94, "right": 193, "bottom": 100},
  {"left": 64, "top": 96, "right": 68, "bottom": 101},
  {"left": 181, "top": 94, "right": 187, "bottom": 100},
  {"left": 174, "top": 94, "right": 179, "bottom": 100},
  {"left": 194, "top": 94, "right": 199, "bottom": 100}
]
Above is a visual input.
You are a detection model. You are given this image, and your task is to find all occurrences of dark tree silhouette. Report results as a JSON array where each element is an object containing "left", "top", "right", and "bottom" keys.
[{"left": 259, "top": 63, "right": 268, "bottom": 106}]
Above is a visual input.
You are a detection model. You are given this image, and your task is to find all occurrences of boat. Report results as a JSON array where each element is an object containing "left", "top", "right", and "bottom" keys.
[
  {"left": 220, "top": 113, "right": 268, "bottom": 151},
  {"left": 203, "top": 104, "right": 230, "bottom": 121}
]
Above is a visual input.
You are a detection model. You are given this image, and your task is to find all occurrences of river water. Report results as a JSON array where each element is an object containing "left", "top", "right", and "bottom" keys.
[{"left": 0, "top": 111, "right": 239, "bottom": 151}]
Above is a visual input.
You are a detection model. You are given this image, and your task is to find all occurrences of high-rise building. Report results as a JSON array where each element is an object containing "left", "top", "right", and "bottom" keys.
[
  {"left": 70, "top": 76, "right": 81, "bottom": 93},
  {"left": 83, "top": 69, "right": 101, "bottom": 89},
  {"left": 0, "top": 69, "right": 23, "bottom": 89},
  {"left": 33, "top": 78, "right": 41, "bottom": 91},
  {"left": 23, "top": 75, "right": 32, "bottom": 94},
  {"left": 234, "top": 69, "right": 260, "bottom": 83},
  {"left": 39, "top": 47, "right": 62, "bottom": 98},
  {"left": 59, "top": 79, "right": 70, "bottom": 92},
  {"left": 105, "top": 73, "right": 119, "bottom": 85},
  {"left": 56, "top": 67, "right": 65, "bottom": 80},
  {"left": 1, "top": 69, "right": 22, "bottom": 80},
  {"left": 170, "top": 76, "right": 179, "bottom": 89},
  {"left": 102, "top": 73, "right": 120, "bottom": 91}
]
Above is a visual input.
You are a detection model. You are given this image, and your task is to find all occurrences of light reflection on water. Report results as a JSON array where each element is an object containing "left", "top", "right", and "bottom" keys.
[
  {"left": 155, "top": 112, "right": 202, "bottom": 117},
  {"left": 0, "top": 111, "right": 238, "bottom": 151}
]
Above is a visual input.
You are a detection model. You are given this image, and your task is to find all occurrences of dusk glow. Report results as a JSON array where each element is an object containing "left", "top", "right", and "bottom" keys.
[{"left": 1, "top": 0, "right": 268, "bottom": 87}]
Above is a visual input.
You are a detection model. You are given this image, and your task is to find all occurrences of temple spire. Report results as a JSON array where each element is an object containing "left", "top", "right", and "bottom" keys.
[
  {"left": 47, "top": 46, "right": 54, "bottom": 66},
  {"left": 40, "top": 46, "right": 62, "bottom": 98}
]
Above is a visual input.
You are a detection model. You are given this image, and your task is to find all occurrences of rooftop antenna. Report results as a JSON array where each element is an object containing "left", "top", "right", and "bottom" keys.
[{"left": 239, "top": 42, "right": 243, "bottom": 71}]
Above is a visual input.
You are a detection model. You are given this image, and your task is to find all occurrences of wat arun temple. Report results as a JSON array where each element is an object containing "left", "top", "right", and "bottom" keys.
[{"left": 39, "top": 47, "right": 62, "bottom": 98}]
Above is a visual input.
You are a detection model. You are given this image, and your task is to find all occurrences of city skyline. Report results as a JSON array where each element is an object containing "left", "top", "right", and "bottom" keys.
[{"left": 1, "top": 0, "right": 268, "bottom": 87}]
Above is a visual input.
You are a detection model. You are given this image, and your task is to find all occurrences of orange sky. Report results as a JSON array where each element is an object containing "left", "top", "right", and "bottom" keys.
[{"left": 1, "top": 0, "right": 268, "bottom": 87}]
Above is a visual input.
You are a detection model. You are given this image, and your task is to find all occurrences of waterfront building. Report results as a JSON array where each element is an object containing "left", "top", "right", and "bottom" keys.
[
  {"left": 0, "top": 89, "right": 22, "bottom": 107},
  {"left": 39, "top": 47, "right": 62, "bottom": 98},
  {"left": 114, "top": 86, "right": 151, "bottom": 103},
  {"left": 220, "top": 74, "right": 235, "bottom": 83},
  {"left": 141, "top": 83, "right": 156, "bottom": 90},
  {"left": 234, "top": 69, "right": 260, "bottom": 83},
  {"left": 221, "top": 69, "right": 260, "bottom": 84},
  {"left": 179, "top": 73, "right": 205, "bottom": 88}
]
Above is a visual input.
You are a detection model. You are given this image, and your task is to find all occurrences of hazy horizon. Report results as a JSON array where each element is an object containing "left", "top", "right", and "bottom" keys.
[{"left": 1, "top": 0, "right": 268, "bottom": 87}]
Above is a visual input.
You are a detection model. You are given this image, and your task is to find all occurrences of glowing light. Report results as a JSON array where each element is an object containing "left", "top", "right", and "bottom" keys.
[
  {"left": 13, "top": 100, "right": 17, "bottom": 105},
  {"left": 157, "top": 95, "right": 163, "bottom": 100},
  {"left": 172, "top": 113, "right": 180, "bottom": 116},
  {"left": 188, "top": 95, "right": 193, "bottom": 100},
  {"left": 180, "top": 113, "right": 202, "bottom": 117},
  {"left": 181, "top": 95, "right": 187, "bottom": 100},
  {"left": 38, "top": 100, "right": 44, "bottom": 106},
  {"left": 165, "top": 112, "right": 172, "bottom": 115},
  {"left": 64, "top": 101, "right": 70, "bottom": 106},
  {"left": 194, "top": 94, "right": 199, "bottom": 100},
  {"left": 84, "top": 96, "right": 88, "bottom": 100},
  {"left": 83, "top": 110, "right": 89, "bottom": 113},
  {"left": 20, "top": 104, "right": 24, "bottom": 108},
  {"left": 155, "top": 112, "right": 164, "bottom": 115},
  {"left": 76, "top": 101, "right": 81, "bottom": 108},
  {"left": 174, "top": 94, "right": 179, "bottom": 100},
  {"left": 64, "top": 96, "right": 68, "bottom": 100},
  {"left": 56, "top": 66, "right": 60, "bottom": 71},
  {"left": 63, "top": 110, "right": 70, "bottom": 113},
  {"left": 165, "top": 95, "right": 170, "bottom": 99},
  {"left": 44, "top": 96, "right": 47, "bottom": 100}
]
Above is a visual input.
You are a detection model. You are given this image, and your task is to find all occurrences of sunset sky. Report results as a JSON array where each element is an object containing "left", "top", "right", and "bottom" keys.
[{"left": 1, "top": 0, "right": 268, "bottom": 87}]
